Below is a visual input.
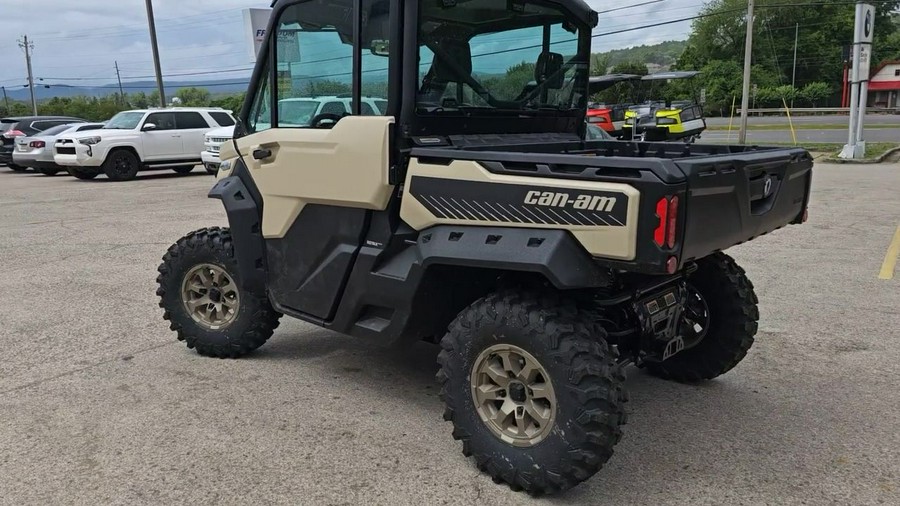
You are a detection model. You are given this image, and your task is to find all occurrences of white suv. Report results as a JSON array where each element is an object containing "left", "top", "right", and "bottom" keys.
[
  {"left": 54, "top": 107, "right": 234, "bottom": 181},
  {"left": 201, "top": 125, "right": 235, "bottom": 174}
]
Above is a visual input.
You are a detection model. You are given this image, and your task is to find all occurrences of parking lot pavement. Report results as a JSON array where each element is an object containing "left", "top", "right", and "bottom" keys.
[{"left": 0, "top": 165, "right": 898, "bottom": 505}]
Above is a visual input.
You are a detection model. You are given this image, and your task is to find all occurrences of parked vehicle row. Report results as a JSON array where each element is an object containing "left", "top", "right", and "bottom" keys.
[{"left": 1, "top": 108, "right": 235, "bottom": 181}]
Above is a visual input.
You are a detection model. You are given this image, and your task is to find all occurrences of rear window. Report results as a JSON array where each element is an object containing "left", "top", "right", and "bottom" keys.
[
  {"left": 1, "top": 121, "right": 18, "bottom": 133},
  {"left": 209, "top": 112, "right": 235, "bottom": 127},
  {"left": 37, "top": 124, "right": 73, "bottom": 137}
]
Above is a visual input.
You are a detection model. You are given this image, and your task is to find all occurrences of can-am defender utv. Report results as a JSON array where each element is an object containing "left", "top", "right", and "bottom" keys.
[
  {"left": 623, "top": 70, "right": 707, "bottom": 143},
  {"left": 157, "top": 0, "right": 813, "bottom": 495}
]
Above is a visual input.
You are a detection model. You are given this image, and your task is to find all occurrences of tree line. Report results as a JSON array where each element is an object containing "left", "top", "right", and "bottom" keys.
[{"left": 0, "top": 88, "right": 246, "bottom": 121}]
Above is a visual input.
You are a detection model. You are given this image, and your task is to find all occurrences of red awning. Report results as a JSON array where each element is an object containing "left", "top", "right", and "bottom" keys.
[{"left": 868, "top": 80, "right": 900, "bottom": 91}]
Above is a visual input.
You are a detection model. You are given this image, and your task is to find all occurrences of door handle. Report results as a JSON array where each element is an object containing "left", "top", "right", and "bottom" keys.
[{"left": 253, "top": 148, "right": 273, "bottom": 160}]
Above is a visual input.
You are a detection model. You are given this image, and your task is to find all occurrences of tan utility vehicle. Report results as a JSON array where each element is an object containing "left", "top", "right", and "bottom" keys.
[{"left": 157, "top": 0, "right": 813, "bottom": 495}]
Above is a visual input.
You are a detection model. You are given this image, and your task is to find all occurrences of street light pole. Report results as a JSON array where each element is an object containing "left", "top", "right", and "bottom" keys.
[
  {"left": 738, "top": 0, "right": 755, "bottom": 144},
  {"left": 791, "top": 22, "right": 799, "bottom": 108},
  {"left": 144, "top": 0, "right": 166, "bottom": 107}
]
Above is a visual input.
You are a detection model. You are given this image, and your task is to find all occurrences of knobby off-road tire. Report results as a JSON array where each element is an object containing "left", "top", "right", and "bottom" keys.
[
  {"left": 67, "top": 167, "right": 101, "bottom": 180},
  {"left": 102, "top": 149, "right": 140, "bottom": 181},
  {"left": 648, "top": 252, "right": 759, "bottom": 382},
  {"left": 437, "top": 291, "right": 628, "bottom": 495},
  {"left": 172, "top": 165, "right": 196, "bottom": 174},
  {"left": 156, "top": 227, "right": 281, "bottom": 358}
]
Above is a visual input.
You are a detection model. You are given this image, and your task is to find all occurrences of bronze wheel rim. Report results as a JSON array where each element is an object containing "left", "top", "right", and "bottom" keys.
[
  {"left": 181, "top": 263, "right": 240, "bottom": 330},
  {"left": 470, "top": 344, "right": 557, "bottom": 447}
]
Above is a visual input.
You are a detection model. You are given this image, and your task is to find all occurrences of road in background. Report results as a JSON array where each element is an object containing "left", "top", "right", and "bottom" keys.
[
  {"left": 705, "top": 114, "right": 900, "bottom": 127},
  {"left": 702, "top": 114, "right": 900, "bottom": 144}
]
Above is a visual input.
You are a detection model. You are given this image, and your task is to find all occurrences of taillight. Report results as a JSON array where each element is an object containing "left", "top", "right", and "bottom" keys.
[
  {"left": 653, "top": 195, "right": 679, "bottom": 249},
  {"left": 30, "top": 140, "right": 45, "bottom": 148},
  {"left": 2, "top": 129, "right": 25, "bottom": 139},
  {"left": 653, "top": 197, "right": 668, "bottom": 247},
  {"left": 666, "top": 196, "right": 679, "bottom": 248}
]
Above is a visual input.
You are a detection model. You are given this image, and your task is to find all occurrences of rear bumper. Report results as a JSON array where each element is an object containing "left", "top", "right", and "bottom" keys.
[{"left": 0, "top": 148, "right": 13, "bottom": 164}]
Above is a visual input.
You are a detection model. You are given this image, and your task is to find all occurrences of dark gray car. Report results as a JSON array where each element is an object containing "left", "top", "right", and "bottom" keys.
[{"left": 1, "top": 116, "right": 85, "bottom": 171}]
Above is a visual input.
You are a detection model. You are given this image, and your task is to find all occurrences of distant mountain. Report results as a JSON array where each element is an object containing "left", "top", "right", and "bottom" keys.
[{"left": 3, "top": 78, "right": 251, "bottom": 101}]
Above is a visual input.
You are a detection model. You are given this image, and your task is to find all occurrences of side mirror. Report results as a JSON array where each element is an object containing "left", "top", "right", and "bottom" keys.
[
  {"left": 141, "top": 123, "right": 157, "bottom": 132},
  {"left": 370, "top": 40, "right": 390, "bottom": 57}
]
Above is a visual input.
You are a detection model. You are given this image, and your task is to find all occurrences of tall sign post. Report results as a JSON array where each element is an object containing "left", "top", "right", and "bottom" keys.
[{"left": 840, "top": 3, "right": 875, "bottom": 159}]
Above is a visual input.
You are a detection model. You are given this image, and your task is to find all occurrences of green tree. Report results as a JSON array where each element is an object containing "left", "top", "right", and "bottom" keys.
[
  {"left": 130, "top": 92, "right": 150, "bottom": 109},
  {"left": 799, "top": 82, "right": 831, "bottom": 107},
  {"left": 175, "top": 87, "right": 212, "bottom": 107},
  {"left": 210, "top": 93, "right": 246, "bottom": 114}
]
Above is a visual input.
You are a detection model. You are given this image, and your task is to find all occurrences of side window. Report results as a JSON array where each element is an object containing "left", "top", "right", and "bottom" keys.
[
  {"left": 320, "top": 102, "right": 348, "bottom": 116},
  {"left": 145, "top": 112, "right": 176, "bottom": 131},
  {"left": 32, "top": 121, "right": 61, "bottom": 131},
  {"left": 248, "top": 68, "right": 272, "bottom": 133},
  {"left": 274, "top": 1, "right": 353, "bottom": 128},
  {"left": 174, "top": 112, "right": 211, "bottom": 129},
  {"left": 209, "top": 112, "right": 235, "bottom": 127},
  {"left": 361, "top": 0, "right": 390, "bottom": 115}
]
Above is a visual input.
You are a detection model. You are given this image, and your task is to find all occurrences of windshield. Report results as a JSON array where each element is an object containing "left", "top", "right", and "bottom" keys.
[
  {"left": 104, "top": 111, "right": 145, "bottom": 130},
  {"left": 417, "top": 0, "right": 588, "bottom": 115}
]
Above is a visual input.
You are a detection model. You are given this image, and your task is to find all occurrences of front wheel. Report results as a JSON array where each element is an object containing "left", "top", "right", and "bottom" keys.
[
  {"left": 39, "top": 167, "right": 60, "bottom": 176},
  {"left": 647, "top": 252, "right": 759, "bottom": 382},
  {"left": 156, "top": 227, "right": 281, "bottom": 358},
  {"left": 102, "top": 149, "right": 140, "bottom": 181},
  {"left": 438, "top": 291, "right": 627, "bottom": 495}
]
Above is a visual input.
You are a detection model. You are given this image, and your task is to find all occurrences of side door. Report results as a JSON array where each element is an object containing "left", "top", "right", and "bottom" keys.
[
  {"left": 141, "top": 112, "right": 182, "bottom": 160},
  {"left": 174, "top": 111, "right": 213, "bottom": 159},
  {"left": 232, "top": 0, "right": 395, "bottom": 320}
]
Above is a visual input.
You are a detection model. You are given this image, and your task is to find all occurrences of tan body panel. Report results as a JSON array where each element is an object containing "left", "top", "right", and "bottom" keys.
[
  {"left": 231, "top": 116, "right": 395, "bottom": 238},
  {"left": 401, "top": 159, "right": 641, "bottom": 260}
]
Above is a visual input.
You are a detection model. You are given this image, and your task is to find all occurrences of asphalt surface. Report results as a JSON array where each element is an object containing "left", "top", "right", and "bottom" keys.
[
  {"left": 704, "top": 114, "right": 900, "bottom": 145},
  {"left": 1, "top": 164, "right": 898, "bottom": 505}
]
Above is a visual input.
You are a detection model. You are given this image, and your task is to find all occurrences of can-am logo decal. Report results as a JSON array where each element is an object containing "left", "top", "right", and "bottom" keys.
[
  {"left": 409, "top": 176, "right": 628, "bottom": 227},
  {"left": 524, "top": 191, "right": 617, "bottom": 213}
]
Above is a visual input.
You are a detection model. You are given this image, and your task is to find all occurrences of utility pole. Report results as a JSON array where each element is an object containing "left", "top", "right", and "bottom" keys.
[
  {"left": 144, "top": 0, "right": 166, "bottom": 107},
  {"left": 791, "top": 23, "right": 799, "bottom": 108},
  {"left": 1, "top": 86, "right": 9, "bottom": 113},
  {"left": 115, "top": 61, "right": 126, "bottom": 105},
  {"left": 738, "top": 0, "right": 755, "bottom": 144},
  {"left": 18, "top": 35, "right": 38, "bottom": 115}
]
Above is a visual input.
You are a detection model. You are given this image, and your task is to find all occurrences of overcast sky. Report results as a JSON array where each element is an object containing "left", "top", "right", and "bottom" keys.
[{"left": 0, "top": 0, "right": 702, "bottom": 88}]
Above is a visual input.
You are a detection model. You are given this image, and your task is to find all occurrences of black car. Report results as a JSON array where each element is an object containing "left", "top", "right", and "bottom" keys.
[{"left": 1, "top": 116, "right": 85, "bottom": 171}]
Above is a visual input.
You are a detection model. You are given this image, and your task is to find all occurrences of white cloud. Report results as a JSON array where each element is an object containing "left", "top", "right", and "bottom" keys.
[{"left": 0, "top": 0, "right": 700, "bottom": 88}]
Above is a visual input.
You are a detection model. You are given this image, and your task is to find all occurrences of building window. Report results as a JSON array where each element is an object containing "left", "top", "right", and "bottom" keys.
[{"left": 894, "top": 69, "right": 900, "bottom": 77}]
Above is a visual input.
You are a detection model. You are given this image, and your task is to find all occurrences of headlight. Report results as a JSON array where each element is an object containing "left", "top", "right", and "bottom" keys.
[
  {"left": 204, "top": 136, "right": 211, "bottom": 143},
  {"left": 79, "top": 136, "right": 102, "bottom": 145},
  {"left": 219, "top": 159, "right": 232, "bottom": 171}
]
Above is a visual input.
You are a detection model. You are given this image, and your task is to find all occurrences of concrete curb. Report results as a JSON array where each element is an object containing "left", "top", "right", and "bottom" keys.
[{"left": 822, "top": 146, "right": 900, "bottom": 164}]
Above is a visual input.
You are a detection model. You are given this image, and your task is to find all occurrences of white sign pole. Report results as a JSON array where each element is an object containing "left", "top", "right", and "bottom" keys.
[{"left": 841, "top": 3, "right": 875, "bottom": 159}]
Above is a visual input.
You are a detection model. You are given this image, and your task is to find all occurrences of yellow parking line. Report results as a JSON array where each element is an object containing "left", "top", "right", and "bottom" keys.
[{"left": 879, "top": 225, "right": 900, "bottom": 280}]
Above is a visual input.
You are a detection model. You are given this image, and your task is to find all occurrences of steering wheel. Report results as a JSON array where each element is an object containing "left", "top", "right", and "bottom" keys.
[{"left": 310, "top": 113, "right": 344, "bottom": 129}]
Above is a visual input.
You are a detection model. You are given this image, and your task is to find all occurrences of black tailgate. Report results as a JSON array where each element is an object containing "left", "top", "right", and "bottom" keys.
[{"left": 674, "top": 148, "right": 812, "bottom": 263}]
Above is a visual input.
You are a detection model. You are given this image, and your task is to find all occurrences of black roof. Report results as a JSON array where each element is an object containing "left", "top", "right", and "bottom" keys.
[{"left": 1, "top": 116, "right": 84, "bottom": 122}]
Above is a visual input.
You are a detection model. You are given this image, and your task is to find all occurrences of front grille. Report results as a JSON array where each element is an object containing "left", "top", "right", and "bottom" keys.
[
  {"left": 57, "top": 147, "right": 76, "bottom": 155},
  {"left": 207, "top": 145, "right": 220, "bottom": 153},
  {"left": 209, "top": 137, "right": 229, "bottom": 144}
]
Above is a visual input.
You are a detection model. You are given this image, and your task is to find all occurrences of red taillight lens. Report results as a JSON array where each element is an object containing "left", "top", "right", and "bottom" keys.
[
  {"left": 666, "top": 195, "right": 679, "bottom": 248},
  {"left": 29, "top": 140, "right": 45, "bottom": 148},
  {"left": 653, "top": 195, "right": 679, "bottom": 249},
  {"left": 2, "top": 129, "right": 25, "bottom": 139},
  {"left": 653, "top": 197, "right": 668, "bottom": 247}
]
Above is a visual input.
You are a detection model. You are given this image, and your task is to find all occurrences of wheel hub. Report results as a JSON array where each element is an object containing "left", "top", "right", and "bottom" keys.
[
  {"left": 470, "top": 344, "right": 556, "bottom": 447},
  {"left": 181, "top": 263, "right": 240, "bottom": 329}
]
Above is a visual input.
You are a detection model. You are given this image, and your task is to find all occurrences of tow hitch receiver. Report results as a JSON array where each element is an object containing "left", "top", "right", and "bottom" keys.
[{"left": 634, "top": 283, "right": 688, "bottom": 362}]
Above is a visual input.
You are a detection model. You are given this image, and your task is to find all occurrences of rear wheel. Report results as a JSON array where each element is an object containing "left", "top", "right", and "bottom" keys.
[
  {"left": 7, "top": 163, "right": 27, "bottom": 172},
  {"left": 172, "top": 165, "right": 196, "bottom": 174},
  {"left": 102, "top": 149, "right": 140, "bottom": 181},
  {"left": 157, "top": 227, "right": 281, "bottom": 358},
  {"left": 438, "top": 291, "right": 627, "bottom": 495},
  {"left": 647, "top": 252, "right": 759, "bottom": 382},
  {"left": 67, "top": 167, "right": 101, "bottom": 180},
  {"left": 38, "top": 167, "right": 60, "bottom": 176}
]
